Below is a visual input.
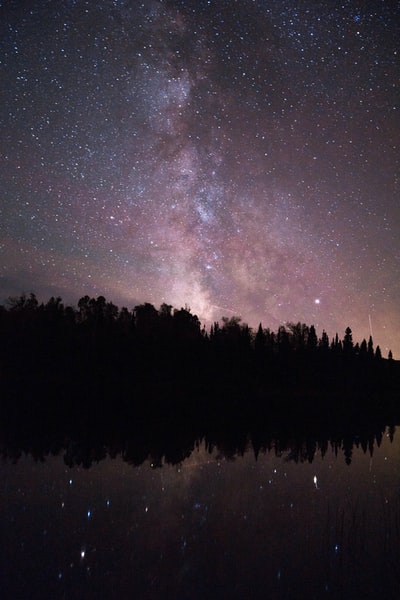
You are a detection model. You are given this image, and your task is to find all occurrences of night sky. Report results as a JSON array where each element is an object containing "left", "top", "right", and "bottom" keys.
[{"left": 1, "top": 1, "right": 399, "bottom": 355}]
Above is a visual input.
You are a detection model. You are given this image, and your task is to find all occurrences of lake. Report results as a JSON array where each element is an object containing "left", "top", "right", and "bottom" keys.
[{"left": 1, "top": 424, "right": 399, "bottom": 599}]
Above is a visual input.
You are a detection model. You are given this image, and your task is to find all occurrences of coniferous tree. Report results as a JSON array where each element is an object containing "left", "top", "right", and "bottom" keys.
[
  {"left": 307, "top": 325, "right": 318, "bottom": 351},
  {"left": 367, "top": 335, "right": 374, "bottom": 358},
  {"left": 343, "top": 327, "right": 353, "bottom": 354},
  {"left": 255, "top": 323, "right": 266, "bottom": 354},
  {"left": 319, "top": 330, "right": 329, "bottom": 352},
  {"left": 359, "top": 338, "right": 367, "bottom": 358},
  {"left": 331, "top": 333, "right": 342, "bottom": 352}
]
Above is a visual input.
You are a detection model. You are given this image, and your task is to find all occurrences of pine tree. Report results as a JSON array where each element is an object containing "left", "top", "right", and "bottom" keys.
[
  {"left": 343, "top": 327, "right": 353, "bottom": 354},
  {"left": 255, "top": 323, "right": 266, "bottom": 354},
  {"left": 367, "top": 335, "right": 374, "bottom": 357}
]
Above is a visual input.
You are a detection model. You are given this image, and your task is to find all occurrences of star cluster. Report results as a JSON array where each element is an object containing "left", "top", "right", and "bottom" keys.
[{"left": 1, "top": 0, "right": 399, "bottom": 354}]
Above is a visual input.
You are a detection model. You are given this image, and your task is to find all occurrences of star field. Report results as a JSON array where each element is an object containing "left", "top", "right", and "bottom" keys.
[{"left": 1, "top": 0, "right": 399, "bottom": 354}]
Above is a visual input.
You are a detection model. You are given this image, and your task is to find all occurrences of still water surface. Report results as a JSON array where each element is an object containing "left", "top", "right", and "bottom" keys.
[{"left": 1, "top": 428, "right": 399, "bottom": 599}]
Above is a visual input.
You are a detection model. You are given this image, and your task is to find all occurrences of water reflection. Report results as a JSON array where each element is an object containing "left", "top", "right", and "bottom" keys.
[
  {"left": 1, "top": 423, "right": 400, "bottom": 599},
  {"left": 0, "top": 416, "right": 397, "bottom": 469}
]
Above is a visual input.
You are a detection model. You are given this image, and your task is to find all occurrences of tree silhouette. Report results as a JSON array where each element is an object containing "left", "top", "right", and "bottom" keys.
[
  {"left": 134, "top": 302, "right": 159, "bottom": 338},
  {"left": 0, "top": 291, "right": 398, "bottom": 430},
  {"left": 359, "top": 338, "right": 367, "bottom": 359},
  {"left": 255, "top": 323, "right": 266, "bottom": 355},
  {"left": 319, "top": 330, "right": 329, "bottom": 351},
  {"left": 367, "top": 335, "right": 374, "bottom": 358},
  {"left": 343, "top": 327, "right": 353, "bottom": 354},
  {"left": 307, "top": 324, "right": 318, "bottom": 351}
]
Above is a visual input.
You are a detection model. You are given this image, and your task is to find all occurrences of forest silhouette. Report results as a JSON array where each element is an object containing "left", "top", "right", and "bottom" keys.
[{"left": 0, "top": 292, "right": 399, "bottom": 440}]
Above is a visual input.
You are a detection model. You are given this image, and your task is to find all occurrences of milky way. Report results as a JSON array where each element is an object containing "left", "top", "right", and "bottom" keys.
[{"left": 1, "top": 0, "right": 399, "bottom": 355}]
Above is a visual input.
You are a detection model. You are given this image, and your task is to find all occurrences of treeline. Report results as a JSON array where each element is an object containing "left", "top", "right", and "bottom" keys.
[
  {"left": 0, "top": 292, "right": 392, "bottom": 359},
  {"left": 0, "top": 293, "right": 399, "bottom": 428}
]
